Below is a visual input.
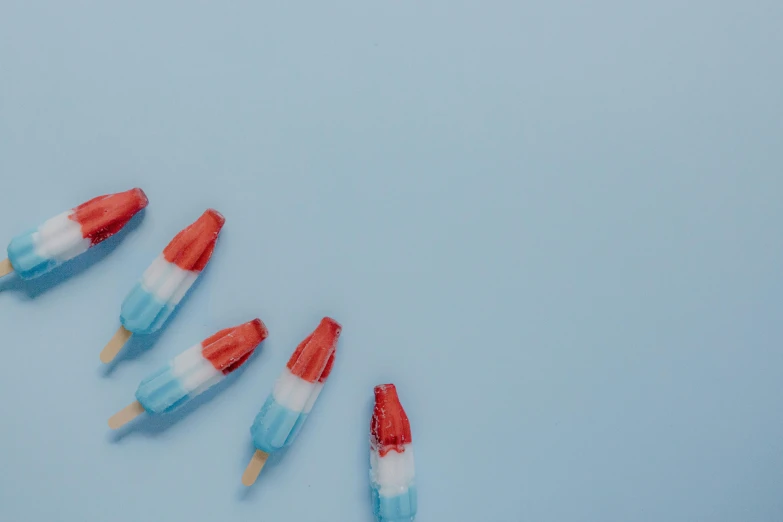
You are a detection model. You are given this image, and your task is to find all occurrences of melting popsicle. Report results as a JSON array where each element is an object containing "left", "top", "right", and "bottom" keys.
[
  {"left": 1, "top": 188, "right": 148, "bottom": 279},
  {"left": 371, "top": 384, "right": 417, "bottom": 522},
  {"left": 242, "top": 317, "right": 342, "bottom": 486},
  {"left": 108, "top": 318, "right": 268, "bottom": 429},
  {"left": 100, "top": 209, "right": 225, "bottom": 363}
]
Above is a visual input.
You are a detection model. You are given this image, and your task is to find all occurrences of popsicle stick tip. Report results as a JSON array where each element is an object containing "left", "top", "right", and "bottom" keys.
[
  {"left": 100, "top": 326, "right": 132, "bottom": 364},
  {"left": 108, "top": 400, "right": 145, "bottom": 430},
  {"left": 0, "top": 258, "right": 13, "bottom": 278},
  {"left": 241, "top": 450, "right": 269, "bottom": 486}
]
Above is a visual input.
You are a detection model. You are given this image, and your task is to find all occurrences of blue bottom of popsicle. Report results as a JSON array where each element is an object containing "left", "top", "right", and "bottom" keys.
[
  {"left": 250, "top": 396, "right": 309, "bottom": 454},
  {"left": 135, "top": 365, "right": 189, "bottom": 414},
  {"left": 7, "top": 231, "right": 55, "bottom": 280},
  {"left": 121, "top": 283, "right": 175, "bottom": 334},
  {"left": 372, "top": 487, "right": 418, "bottom": 522}
]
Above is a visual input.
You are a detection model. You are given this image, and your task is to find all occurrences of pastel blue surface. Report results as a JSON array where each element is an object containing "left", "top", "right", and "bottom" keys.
[
  {"left": 135, "top": 365, "right": 190, "bottom": 415},
  {"left": 372, "top": 487, "right": 418, "bottom": 522},
  {"left": 251, "top": 395, "right": 310, "bottom": 454},
  {"left": 1, "top": 1, "right": 782, "bottom": 521},
  {"left": 121, "top": 283, "right": 175, "bottom": 334},
  {"left": 7, "top": 230, "right": 56, "bottom": 280}
]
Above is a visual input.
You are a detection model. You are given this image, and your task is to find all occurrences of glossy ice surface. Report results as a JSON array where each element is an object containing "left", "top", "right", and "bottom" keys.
[
  {"left": 371, "top": 384, "right": 416, "bottom": 522},
  {"left": 136, "top": 319, "right": 267, "bottom": 414},
  {"left": 250, "top": 317, "right": 341, "bottom": 453},
  {"left": 121, "top": 209, "right": 224, "bottom": 334},
  {"left": 6, "top": 188, "right": 147, "bottom": 279}
]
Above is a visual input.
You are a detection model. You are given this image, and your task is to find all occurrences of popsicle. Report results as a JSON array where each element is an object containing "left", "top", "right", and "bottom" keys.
[
  {"left": 370, "top": 384, "right": 417, "bottom": 522},
  {"left": 1, "top": 188, "right": 148, "bottom": 279},
  {"left": 108, "top": 318, "right": 268, "bottom": 429},
  {"left": 100, "top": 209, "right": 225, "bottom": 363},
  {"left": 242, "top": 317, "right": 342, "bottom": 486}
]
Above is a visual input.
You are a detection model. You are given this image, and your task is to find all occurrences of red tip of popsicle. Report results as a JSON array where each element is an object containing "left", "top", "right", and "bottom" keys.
[
  {"left": 162, "top": 208, "right": 225, "bottom": 272},
  {"left": 70, "top": 188, "right": 148, "bottom": 245},
  {"left": 371, "top": 384, "right": 412, "bottom": 456},
  {"left": 287, "top": 317, "right": 342, "bottom": 383},
  {"left": 318, "top": 352, "right": 336, "bottom": 383},
  {"left": 202, "top": 318, "right": 268, "bottom": 374}
]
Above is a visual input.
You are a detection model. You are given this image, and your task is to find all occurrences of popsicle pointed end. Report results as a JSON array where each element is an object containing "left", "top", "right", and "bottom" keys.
[
  {"left": 129, "top": 188, "right": 149, "bottom": 210},
  {"left": 318, "top": 317, "right": 342, "bottom": 342},
  {"left": 242, "top": 450, "right": 269, "bottom": 486},
  {"left": 374, "top": 383, "right": 400, "bottom": 404},
  {"left": 204, "top": 208, "right": 226, "bottom": 230},
  {"left": 100, "top": 326, "right": 132, "bottom": 364},
  {"left": 247, "top": 318, "right": 268, "bottom": 342}
]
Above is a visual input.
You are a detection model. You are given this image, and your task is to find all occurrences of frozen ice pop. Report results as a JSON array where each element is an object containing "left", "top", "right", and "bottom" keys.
[
  {"left": 100, "top": 209, "right": 225, "bottom": 363},
  {"left": 1, "top": 188, "right": 147, "bottom": 279},
  {"left": 242, "top": 317, "right": 342, "bottom": 486},
  {"left": 108, "top": 318, "right": 268, "bottom": 429},
  {"left": 370, "top": 384, "right": 417, "bottom": 522}
]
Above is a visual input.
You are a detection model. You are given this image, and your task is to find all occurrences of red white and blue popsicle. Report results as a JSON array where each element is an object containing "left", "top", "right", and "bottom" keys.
[
  {"left": 370, "top": 384, "right": 417, "bottom": 522},
  {"left": 1, "top": 188, "right": 148, "bottom": 279},
  {"left": 108, "top": 318, "right": 268, "bottom": 429},
  {"left": 99, "top": 209, "right": 225, "bottom": 363},
  {"left": 242, "top": 317, "right": 342, "bottom": 486}
]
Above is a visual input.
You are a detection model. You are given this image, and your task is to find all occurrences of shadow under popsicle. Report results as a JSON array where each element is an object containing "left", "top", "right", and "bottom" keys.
[
  {"left": 108, "top": 352, "right": 256, "bottom": 442},
  {"left": 99, "top": 264, "right": 208, "bottom": 375},
  {"left": 0, "top": 209, "right": 146, "bottom": 299}
]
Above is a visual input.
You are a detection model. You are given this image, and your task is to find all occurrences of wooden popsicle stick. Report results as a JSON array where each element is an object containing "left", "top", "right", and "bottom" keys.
[
  {"left": 100, "top": 326, "right": 132, "bottom": 364},
  {"left": 108, "top": 400, "right": 145, "bottom": 430},
  {"left": 242, "top": 449, "right": 270, "bottom": 486},
  {"left": 0, "top": 258, "right": 13, "bottom": 278}
]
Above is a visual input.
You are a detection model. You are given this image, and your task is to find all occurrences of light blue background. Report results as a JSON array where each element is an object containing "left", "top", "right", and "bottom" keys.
[{"left": 1, "top": 1, "right": 782, "bottom": 521}]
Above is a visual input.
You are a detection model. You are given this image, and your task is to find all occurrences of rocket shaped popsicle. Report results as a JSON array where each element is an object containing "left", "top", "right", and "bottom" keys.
[
  {"left": 108, "top": 318, "right": 268, "bottom": 429},
  {"left": 242, "top": 317, "right": 342, "bottom": 486},
  {"left": 1, "top": 188, "right": 148, "bottom": 279},
  {"left": 100, "top": 209, "right": 225, "bottom": 363},
  {"left": 370, "top": 384, "right": 417, "bottom": 522}
]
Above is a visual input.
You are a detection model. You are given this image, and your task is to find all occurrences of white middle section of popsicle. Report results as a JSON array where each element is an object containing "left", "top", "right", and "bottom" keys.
[
  {"left": 370, "top": 444, "right": 416, "bottom": 497},
  {"left": 273, "top": 369, "right": 324, "bottom": 414},
  {"left": 171, "top": 343, "right": 223, "bottom": 395},
  {"left": 33, "top": 211, "right": 91, "bottom": 262},
  {"left": 141, "top": 255, "right": 199, "bottom": 304}
]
